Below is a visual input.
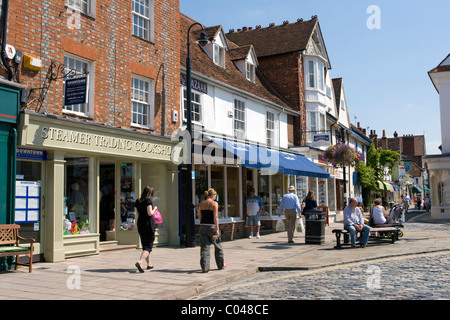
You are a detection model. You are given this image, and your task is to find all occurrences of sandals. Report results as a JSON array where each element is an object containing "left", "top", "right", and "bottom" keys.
[{"left": 135, "top": 262, "right": 144, "bottom": 273}]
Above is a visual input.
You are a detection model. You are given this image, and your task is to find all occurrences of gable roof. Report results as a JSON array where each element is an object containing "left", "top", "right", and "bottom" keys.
[
  {"left": 180, "top": 14, "right": 296, "bottom": 114},
  {"left": 226, "top": 19, "right": 318, "bottom": 58},
  {"left": 428, "top": 53, "right": 450, "bottom": 92}
]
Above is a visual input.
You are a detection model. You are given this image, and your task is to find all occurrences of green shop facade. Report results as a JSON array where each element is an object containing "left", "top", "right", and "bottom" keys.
[{"left": 0, "top": 79, "right": 25, "bottom": 270}]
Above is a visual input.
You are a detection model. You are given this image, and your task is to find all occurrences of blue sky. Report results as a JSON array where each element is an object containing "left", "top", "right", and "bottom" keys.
[{"left": 180, "top": 0, "right": 450, "bottom": 155}]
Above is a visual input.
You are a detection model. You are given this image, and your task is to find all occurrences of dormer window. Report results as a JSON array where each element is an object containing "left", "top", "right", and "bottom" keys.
[
  {"left": 214, "top": 43, "right": 225, "bottom": 67},
  {"left": 246, "top": 61, "right": 255, "bottom": 82}
]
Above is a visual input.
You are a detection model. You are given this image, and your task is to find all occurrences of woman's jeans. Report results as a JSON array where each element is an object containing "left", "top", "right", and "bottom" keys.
[
  {"left": 344, "top": 225, "right": 370, "bottom": 246},
  {"left": 199, "top": 225, "right": 224, "bottom": 272}
]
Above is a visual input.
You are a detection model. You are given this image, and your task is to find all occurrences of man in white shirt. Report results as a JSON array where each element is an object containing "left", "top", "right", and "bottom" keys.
[
  {"left": 343, "top": 198, "right": 370, "bottom": 248},
  {"left": 403, "top": 194, "right": 411, "bottom": 213}
]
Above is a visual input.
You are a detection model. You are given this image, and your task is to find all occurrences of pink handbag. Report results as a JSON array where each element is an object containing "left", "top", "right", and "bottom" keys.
[{"left": 153, "top": 208, "right": 163, "bottom": 224}]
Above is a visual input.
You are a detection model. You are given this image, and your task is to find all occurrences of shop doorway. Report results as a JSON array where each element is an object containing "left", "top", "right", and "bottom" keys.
[{"left": 99, "top": 163, "right": 115, "bottom": 241}]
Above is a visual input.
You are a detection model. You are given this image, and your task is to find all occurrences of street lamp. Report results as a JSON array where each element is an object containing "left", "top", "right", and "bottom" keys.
[{"left": 185, "top": 23, "right": 210, "bottom": 247}]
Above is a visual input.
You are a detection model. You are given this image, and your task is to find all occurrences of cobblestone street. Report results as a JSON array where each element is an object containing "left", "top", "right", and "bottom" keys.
[{"left": 192, "top": 222, "right": 450, "bottom": 300}]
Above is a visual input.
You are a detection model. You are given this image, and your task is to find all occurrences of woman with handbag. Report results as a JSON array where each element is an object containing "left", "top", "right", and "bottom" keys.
[{"left": 134, "top": 185, "right": 158, "bottom": 273}]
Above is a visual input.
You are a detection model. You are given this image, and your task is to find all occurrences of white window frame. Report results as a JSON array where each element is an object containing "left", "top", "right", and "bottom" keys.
[
  {"left": 307, "top": 111, "right": 326, "bottom": 142},
  {"left": 132, "top": 0, "right": 155, "bottom": 42},
  {"left": 182, "top": 87, "right": 202, "bottom": 124},
  {"left": 266, "top": 111, "right": 275, "bottom": 147},
  {"left": 308, "top": 60, "right": 315, "bottom": 88},
  {"left": 131, "top": 75, "right": 155, "bottom": 129},
  {"left": 213, "top": 43, "right": 225, "bottom": 68},
  {"left": 233, "top": 99, "right": 246, "bottom": 139},
  {"left": 246, "top": 61, "right": 255, "bottom": 82},
  {"left": 318, "top": 62, "right": 324, "bottom": 91},
  {"left": 66, "top": 0, "right": 95, "bottom": 16},
  {"left": 63, "top": 54, "right": 93, "bottom": 117}
]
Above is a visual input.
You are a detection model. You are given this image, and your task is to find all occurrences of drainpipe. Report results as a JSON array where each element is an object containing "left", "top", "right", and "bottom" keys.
[{"left": 1, "top": 0, "right": 13, "bottom": 81}]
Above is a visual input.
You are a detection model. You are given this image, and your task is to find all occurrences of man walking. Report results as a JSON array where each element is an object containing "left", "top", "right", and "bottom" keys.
[
  {"left": 343, "top": 198, "right": 370, "bottom": 248},
  {"left": 403, "top": 193, "right": 411, "bottom": 213},
  {"left": 278, "top": 186, "right": 302, "bottom": 243},
  {"left": 245, "top": 188, "right": 263, "bottom": 239}
]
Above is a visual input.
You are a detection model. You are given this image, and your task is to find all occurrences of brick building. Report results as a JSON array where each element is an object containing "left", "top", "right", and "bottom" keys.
[{"left": 1, "top": 0, "right": 181, "bottom": 262}]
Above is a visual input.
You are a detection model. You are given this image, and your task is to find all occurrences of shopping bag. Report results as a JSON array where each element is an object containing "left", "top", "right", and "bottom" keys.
[
  {"left": 296, "top": 216, "right": 304, "bottom": 233},
  {"left": 153, "top": 208, "right": 163, "bottom": 224},
  {"left": 276, "top": 217, "right": 285, "bottom": 232}
]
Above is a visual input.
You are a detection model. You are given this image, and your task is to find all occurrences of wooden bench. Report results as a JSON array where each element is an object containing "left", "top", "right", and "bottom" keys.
[
  {"left": 332, "top": 226, "right": 400, "bottom": 249},
  {"left": 0, "top": 224, "right": 35, "bottom": 272}
]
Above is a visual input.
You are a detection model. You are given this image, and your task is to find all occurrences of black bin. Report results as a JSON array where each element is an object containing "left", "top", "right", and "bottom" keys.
[{"left": 303, "top": 209, "right": 326, "bottom": 245}]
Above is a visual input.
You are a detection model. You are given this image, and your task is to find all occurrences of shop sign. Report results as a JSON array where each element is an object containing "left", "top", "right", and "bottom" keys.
[
  {"left": 399, "top": 166, "right": 406, "bottom": 178},
  {"left": 312, "top": 134, "right": 330, "bottom": 148},
  {"left": 180, "top": 73, "right": 208, "bottom": 94},
  {"left": 39, "top": 127, "right": 172, "bottom": 157},
  {"left": 20, "top": 116, "right": 174, "bottom": 161},
  {"left": 17, "top": 148, "right": 47, "bottom": 161},
  {"left": 64, "top": 76, "right": 88, "bottom": 106}
]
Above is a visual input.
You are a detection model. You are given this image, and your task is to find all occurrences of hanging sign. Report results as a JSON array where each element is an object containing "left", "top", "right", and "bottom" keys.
[
  {"left": 312, "top": 134, "right": 331, "bottom": 147},
  {"left": 64, "top": 76, "right": 88, "bottom": 106}
]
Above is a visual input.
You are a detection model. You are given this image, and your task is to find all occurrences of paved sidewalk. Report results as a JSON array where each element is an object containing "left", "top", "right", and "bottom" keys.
[{"left": 1, "top": 210, "right": 449, "bottom": 300}]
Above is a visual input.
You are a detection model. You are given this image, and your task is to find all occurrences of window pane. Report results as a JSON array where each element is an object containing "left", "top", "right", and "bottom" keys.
[
  {"left": 309, "top": 61, "right": 315, "bottom": 88},
  {"left": 64, "top": 157, "right": 90, "bottom": 235},
  {"left": 227, "top": 167, "right": 240, "bottom": 218}
]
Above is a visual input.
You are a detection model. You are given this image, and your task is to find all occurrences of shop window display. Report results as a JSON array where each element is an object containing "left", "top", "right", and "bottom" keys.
[
  {"left": 271, "top": 172, "right": 283, "bottom": 215},
  {"left": 210, "top": 166, "right": 225, "bottom": 218},
  {"left": 64, "top": 157, "right": 90, "bottom": 235},
  {"left": 258, "top": 174, "right": 270, "bottom": 216},
  {"left": 227, "top": 167, "right": 240, "bottom": 218},
  {"left": 194, "top": 165, "right": 209, "bottom": 206},
  {"left": 120, "top": 163, "right": 136, "bottom": 231}
]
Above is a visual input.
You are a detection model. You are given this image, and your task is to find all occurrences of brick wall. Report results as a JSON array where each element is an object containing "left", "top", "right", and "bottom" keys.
[
  {"left": 1, "top": 0, "right": 180, "bottom": 136},
  {"left": 256, "top": 52, "right": 306, "bottom": 146}
]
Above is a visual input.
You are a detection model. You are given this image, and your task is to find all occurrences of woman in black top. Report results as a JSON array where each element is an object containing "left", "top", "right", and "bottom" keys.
[
  {"left": 303, "top": 190, "right": 317, "bottom": 214},
  {"left": 134, "top": 185, "right": 157, "bottom": 273},
  {"left": 197, "top": 188, "right": 226, "bottom": 273}
]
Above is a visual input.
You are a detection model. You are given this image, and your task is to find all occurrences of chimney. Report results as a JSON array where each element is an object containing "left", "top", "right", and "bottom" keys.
[
  {"left": 382, "top": 130, "right": 386, "bottom": 138},
  {"left": 357, "top": 122, "right": 360, "bottom": 128}
]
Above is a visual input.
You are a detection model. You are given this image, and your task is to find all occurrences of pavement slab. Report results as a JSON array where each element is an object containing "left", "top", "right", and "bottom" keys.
[{"left": 0, "top": 210, "right": 449, "bottom": 300}]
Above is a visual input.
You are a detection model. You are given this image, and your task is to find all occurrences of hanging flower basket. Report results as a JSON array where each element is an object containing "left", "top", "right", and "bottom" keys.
[{"left": 322, "top": 143, "right": 363, "bottom": 168}]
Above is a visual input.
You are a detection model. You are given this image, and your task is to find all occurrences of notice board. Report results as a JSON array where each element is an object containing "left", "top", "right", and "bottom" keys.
[{"left": 15, "top": 181, "right": 41, "bottom": 223}]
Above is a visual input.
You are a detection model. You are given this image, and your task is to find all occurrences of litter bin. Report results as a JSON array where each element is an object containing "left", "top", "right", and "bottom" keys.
[{"left": 303, "top": 209, "right": 326, "bottom": 245}]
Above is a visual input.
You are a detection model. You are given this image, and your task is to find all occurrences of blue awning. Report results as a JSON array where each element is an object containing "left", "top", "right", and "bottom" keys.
[
  {"left": 390, "top": 183, "right": 400, "bottom": 191},
  {"left": 208, "top": 136, "right": 330, "bottom": 179}
]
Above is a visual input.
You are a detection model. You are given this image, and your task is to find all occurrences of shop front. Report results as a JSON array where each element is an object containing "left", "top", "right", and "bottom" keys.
[
  {"left": 17, "top": 112, "right": 179, "bottom": 262},
  {"left": 191, "top": 136, "right": 330, "bottom": 239}
]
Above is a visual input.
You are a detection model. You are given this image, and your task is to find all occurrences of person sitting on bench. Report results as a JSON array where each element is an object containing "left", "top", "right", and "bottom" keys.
[
  {"left": 371, "top": 198, "right": 389, "bottom": 227},
  {"left": 344, "top": 198, "right": 370, "bottom": 248}
]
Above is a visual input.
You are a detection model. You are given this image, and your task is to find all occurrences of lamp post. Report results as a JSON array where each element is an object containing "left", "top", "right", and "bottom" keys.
[{"left": 184, "top": 23, "right": 210, "bottom": 247}]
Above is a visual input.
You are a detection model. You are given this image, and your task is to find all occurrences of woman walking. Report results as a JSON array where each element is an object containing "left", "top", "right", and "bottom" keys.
[
  {"left": 197, "top": 188, "right": 226, "bottom": 273},
  {"left": 134, "top": 185, "right": 157, "bottom": 273}
]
